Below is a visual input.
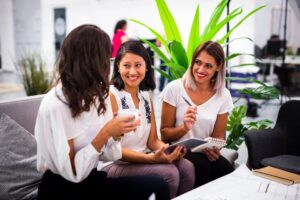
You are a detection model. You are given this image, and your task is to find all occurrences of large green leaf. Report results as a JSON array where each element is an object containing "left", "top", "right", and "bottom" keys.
[
  {"left": 225, "top": 53, "right": 255, "bottom": 61},
  {"left": 155, "top": 0, "right": 182, "bottom": 43},
  {"left": 237, "top": 86, "right": 280, "bottom": 100},
  {"left": 154, "top": 67, "right": 172, "bottom": 80},
  {"left": 162, "top": 62, "right": 187, "bottom": 75},
  {"left": 187, "top": 5, "right": 200, "bottom": 63},
  {"left": 139, "top": 38, "right": 170, "bottom": 64},
  {"left": 225, "top": 105, "right": 248, "bottom": 150},
  {"left": 207, "top": 8, "right": 242, "bottom": 42},
  {"left": 201, "top": 0, "right": 228, "bottom": 43},
  {"left": 219, "top": 5, "right": 266, "bottom": 44},
  {"left": 169, "top": 40, "right": 189, "bottom": 68},
  {"left": 222, "top": 37, "right": 253, "bottom": 48},
  {"left": 129, "top": 19, "right": 169, "bottom": 53}
]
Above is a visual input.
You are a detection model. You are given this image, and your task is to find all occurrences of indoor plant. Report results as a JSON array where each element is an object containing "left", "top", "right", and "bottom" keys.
[{"left": 16, "top": 53, "right": 53, "bottom": 96}]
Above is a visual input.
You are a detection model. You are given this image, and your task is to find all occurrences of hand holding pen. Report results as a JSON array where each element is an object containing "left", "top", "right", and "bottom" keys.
[{"left": 182, "top": 96, "right": 197, "bottom": 132}]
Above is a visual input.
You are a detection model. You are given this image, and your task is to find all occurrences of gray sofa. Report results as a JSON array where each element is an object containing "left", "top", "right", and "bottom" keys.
[
  {"left": 0, "top": 95, "right": 238, "bottom": 200},
  {"left": 0, "top": 95, "right": 43, "bottom": 200}
]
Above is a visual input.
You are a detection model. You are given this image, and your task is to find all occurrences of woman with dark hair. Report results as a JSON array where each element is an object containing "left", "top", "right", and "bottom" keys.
[
  {"left": 35, "top": 25, "right": 169, "bottom": 200},
  {"left": 161, "top": 41, "right": 234, "bottom": 187},
  {"left": 104, "top": 41, "right": 195, "bottom": 198},
  {"left": 112, "top": 19, "right": 128, "bottom": 58}
]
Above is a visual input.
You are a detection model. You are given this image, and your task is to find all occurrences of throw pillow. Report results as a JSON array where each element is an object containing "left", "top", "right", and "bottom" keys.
[{"left": 0, "top": 113, "right": 42, "bottom": 200}]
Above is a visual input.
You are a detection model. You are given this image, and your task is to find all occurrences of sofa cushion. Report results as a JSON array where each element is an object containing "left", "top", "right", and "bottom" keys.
[
  {"left": 0, "top": 113, "right": 42, "bottom": 200},
  {"left": 261, "top": 155, "right": 300, "bottom": 174}
]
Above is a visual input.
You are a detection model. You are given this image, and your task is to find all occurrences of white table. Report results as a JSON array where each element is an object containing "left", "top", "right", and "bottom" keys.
[
  {"left": 173, "top": 164, "right": 300, "bottom": 200},
  {"left": 260, "top": 56, "right": 300, "bottom": 85}
]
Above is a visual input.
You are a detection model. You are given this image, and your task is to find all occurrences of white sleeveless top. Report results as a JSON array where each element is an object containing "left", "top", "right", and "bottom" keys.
[{"left": 110, "top": 85, "right": 152, "bottom": 153}]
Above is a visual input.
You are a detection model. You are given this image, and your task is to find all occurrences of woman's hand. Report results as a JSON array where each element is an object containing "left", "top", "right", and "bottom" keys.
[
  {"left": 202, "top": 147, "right": 221, "bottom": 162},
  {"left": 103, "top": 114, "right": 140, "bottom": 139},
  {"left": 183, "top": 106, "right": 197, "bottom": 132},
  {"left": 151, "top": 146, "right": 184, "bottom": 163}
]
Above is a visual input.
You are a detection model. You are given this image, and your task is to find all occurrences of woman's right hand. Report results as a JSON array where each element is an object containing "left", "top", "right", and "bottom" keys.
[
  {"left": 103, "top": 115, "right": 140, "bottom": 139},
  {"left": 151, "top": 146, "right": 183, "bottom": 163},
  {"left": 183, "top": 106, "right": 197, "bottom": 132}
]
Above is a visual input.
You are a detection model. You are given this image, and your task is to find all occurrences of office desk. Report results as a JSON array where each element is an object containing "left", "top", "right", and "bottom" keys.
[
  {"left": 261, "top": 56, "right": 300, "bottom": 85},
  {"left": 173, "top": 164, "right": 300, "bottom": 200}
]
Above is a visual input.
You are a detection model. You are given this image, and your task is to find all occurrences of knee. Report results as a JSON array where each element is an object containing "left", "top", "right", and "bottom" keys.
[
  {"left": 177, "top": 159, "right": 195, "bottom": 182},
  {"left": 162, "top": 165, "right": 180, "bottom": 185}
]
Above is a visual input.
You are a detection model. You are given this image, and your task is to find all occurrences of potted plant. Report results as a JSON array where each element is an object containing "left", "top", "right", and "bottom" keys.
[
  {"left": 131, "top": 0, "right": 279, "bottom": 150},
  {"left": 16, "top": 53, "right": 53, "bottom": 96}
]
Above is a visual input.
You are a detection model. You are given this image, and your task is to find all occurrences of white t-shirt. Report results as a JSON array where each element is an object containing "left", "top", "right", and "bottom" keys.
[
  {"left": 35, "top": 84, "right": 122, "bottom": 183},
  {"left": 162, "top": 79, "right": 234, "bottom": 143},
  {"left": 110, "top": 85, "right": 151, "bottom": 153}
]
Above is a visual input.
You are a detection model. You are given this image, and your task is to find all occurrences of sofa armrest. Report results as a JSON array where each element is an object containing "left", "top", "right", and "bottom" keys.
[
  {"left": 221, "top": 148, "right": 238, "bottom": 167},
  {"left": 245, "top": 128, "right": 287, "bottom": 169},
  {"left": 0, "top": 95, "right": 43, "bottom": 134}
]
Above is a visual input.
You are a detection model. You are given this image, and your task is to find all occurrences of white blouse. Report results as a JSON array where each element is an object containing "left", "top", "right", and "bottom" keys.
[
  {"left": 35, "top": 85, "right": 122, "bottom": 183},
  {"left": 110, "top": 85, "right": 151, "bottom": 153},
  {"left": 162, "top": 79, "right": 234, "bottom": 143}
]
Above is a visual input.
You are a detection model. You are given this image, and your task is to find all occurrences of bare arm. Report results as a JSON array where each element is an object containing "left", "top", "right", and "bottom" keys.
[
  {"left": 121, "top": 35, "right": 128, "bottom": 43},
  {"left": 211, "top": 113, "right": 228, "bottom": 139},
  {"left": 147, "top": 95, "right": 166, "bottom": 151},
  {"left": 160, "top": 102, "right": 191, "bottom": 142}
]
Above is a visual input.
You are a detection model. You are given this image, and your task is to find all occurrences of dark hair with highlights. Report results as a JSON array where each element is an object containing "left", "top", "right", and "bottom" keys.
[
  {"left": 111, "top": 40, "right": 156, "bottom": 91},
  {"left": 56, "top": 24, "right": 111, "bottom": 118}
]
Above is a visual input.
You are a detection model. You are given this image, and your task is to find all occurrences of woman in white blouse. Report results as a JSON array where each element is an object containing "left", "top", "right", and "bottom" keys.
[
  {"left": 161, "top": 41, "right": 234, "bottom": 187},
  {"left": 35, "top": 25, "right": 169, "bottom": 200},
  {"left": 103, "top": 41, "right": 195, "bottom": 198}
]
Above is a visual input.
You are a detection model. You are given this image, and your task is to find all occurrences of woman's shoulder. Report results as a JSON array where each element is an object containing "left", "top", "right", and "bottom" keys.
[
  {"left": 40, "top": 86, "right": 69, "bottom": 114},
  {"left": 165, "top": 79, "right": 182, "bottom": 90}
]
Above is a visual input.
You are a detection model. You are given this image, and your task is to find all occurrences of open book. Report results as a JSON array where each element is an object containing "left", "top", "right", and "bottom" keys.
[
  {"left": 253, "top": 166, "right": 300, "bottom": 185},
  {"left": 165, "top": 137, "right": 226, "bottom": 154}
]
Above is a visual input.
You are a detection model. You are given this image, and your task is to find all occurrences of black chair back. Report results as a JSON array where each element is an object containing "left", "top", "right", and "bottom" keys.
[{"left": 274, "top": 100, "right": 300, "bottom": 156}]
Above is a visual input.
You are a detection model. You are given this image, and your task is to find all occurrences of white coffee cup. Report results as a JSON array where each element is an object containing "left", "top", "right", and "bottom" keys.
[{"left": 117, "top": 108, "right": 139, "bottom": 121}]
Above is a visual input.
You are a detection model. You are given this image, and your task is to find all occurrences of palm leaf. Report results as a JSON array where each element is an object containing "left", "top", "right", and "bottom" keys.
[
  {"left": 207, "top": 8, "right": 242, "bottom": 42},
  {"left": 162, "top": 62, "right": 187, "bottom": 75},
  {"left": 169, "top": 40, "right": 189, "bottom": 68},
  {"left": 226, "top": 53, "right": 255, "bottom": 61},
  {"left": 219, "top": 5, "right": 266, "bottom": 44},
  {"left": 201, "top": 0, "right": 228, "bottom": 42},
  {"left": 140, "top": 38, "right": 170, "bottom": 63},
  {"left": 187, "top": 5, "right": 200, "bottom": 63},
  {"left": 155, "top": 0, "right": 182, "bottom": 43},
  {"left": 130, "top": 19, "right": 169, "bottom": 53},
  {"left": 154, "top": 67, "right": 172, "bottom": 80}
]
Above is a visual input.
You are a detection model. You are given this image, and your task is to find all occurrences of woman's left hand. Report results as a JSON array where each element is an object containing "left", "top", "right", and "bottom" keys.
[{"left": 202, "top": 147, "right": 221, "bottom": 162}]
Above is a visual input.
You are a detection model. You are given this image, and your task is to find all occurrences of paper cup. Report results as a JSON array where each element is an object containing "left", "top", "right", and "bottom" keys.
[{"left": 117, "top": 108, "right": 139, "bottom": 121}]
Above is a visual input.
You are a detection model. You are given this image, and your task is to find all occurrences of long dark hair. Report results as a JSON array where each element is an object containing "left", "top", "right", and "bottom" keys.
[
  {"left": 111, "top": 40, "right": 156, "bottom": 91},
  {"left": 56, "top": 24, "right": 111, "bottom": 118},
  {"left": 114, "top": 19, "right": 127, "bottom": 34}
]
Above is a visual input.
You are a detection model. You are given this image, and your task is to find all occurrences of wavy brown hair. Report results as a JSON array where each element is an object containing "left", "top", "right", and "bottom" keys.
[{"left": 56, "top": 24, "right": 111, "bottom": 118}]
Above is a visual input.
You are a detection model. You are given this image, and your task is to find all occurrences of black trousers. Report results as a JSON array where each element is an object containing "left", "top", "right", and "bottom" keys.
[
  {"left": 38, "top": 169, "right": 170, "bottom": 200},
  {"left": 184, "top": 151, "right": 234, "bottom": 187}
]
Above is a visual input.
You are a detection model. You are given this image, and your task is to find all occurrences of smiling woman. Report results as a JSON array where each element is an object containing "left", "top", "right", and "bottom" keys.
[
  {"left": 107, "top": 41, "right": 195, "bottom": 198},
  {"left": 161, "top": 41, "right": 234, "bottom": 187}
]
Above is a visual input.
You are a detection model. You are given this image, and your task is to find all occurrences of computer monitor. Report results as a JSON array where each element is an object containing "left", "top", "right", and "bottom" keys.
[{"left": 267, "top": 40, "right": 286, "bottom": 57}]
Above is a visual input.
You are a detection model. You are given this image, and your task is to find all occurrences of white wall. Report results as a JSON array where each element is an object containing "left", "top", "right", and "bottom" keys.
[{"left": 0, "top": 0, "right": 16, "bottom": 71}]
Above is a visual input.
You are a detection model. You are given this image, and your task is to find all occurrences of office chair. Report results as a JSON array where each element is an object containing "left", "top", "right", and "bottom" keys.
[{"left": 245, "top": 100, "right": 300, "bottom": 174}]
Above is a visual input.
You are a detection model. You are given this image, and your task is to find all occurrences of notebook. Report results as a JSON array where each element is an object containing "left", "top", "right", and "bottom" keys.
[
  {"left": 165, "top": 137, "right": 226, "bottom": 154},
  {"left": 253, "top": 166, "right": 300, "bottom": 185}
]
